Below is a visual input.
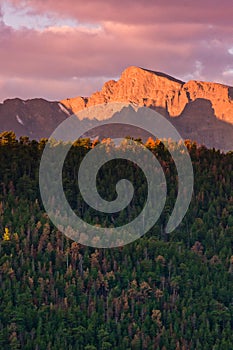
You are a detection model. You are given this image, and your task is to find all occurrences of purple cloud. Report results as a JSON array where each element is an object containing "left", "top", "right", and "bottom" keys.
[{"left": 0, "top": 0, "right": 232, "bottom": 101}]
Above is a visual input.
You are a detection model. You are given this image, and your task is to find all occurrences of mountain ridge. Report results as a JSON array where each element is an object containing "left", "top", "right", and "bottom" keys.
[
  {"left": 61, "top": 66, "right": 233, "bottom": 122},
  {"left": 0, "top": 66, "right": 233, "bottom": 150}
]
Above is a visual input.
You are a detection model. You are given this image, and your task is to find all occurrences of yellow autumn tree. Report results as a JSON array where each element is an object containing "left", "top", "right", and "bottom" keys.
[{"left": 3, "top": 227, "right": 10, "bottom": 241}]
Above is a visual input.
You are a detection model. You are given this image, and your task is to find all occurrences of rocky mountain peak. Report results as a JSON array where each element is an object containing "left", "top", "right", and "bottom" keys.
[
  {"left": 0, "top": 66, "right": 233, "bottom": 150},
  {"left": 61, "top": 66, "right": 233, "bottom": 123}
]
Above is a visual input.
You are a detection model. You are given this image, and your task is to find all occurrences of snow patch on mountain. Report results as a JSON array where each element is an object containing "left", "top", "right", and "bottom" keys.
[
  {"left": 58, "top": 103, "right": 70, "bottom": 116},
  {"left": 16, "top": 115, "right": 24, "bottom": 125}
]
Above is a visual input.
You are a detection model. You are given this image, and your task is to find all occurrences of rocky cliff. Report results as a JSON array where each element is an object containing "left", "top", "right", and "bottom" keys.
[
  {"left": 62, "top": 66, "right": 233, "bottom": 121},
  {"left": 61, "top": 66, "right": 233, "bottom": 150}
]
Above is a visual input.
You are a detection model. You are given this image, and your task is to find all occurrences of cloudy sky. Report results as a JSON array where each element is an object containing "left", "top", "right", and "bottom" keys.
[{"left": 0, "top": 0, "right": 232, "bottom": 102}]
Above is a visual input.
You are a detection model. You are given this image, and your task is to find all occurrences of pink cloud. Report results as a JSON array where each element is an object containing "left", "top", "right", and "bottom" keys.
[
  {"left": 0, "top": 0, "right": 232, "bottom": 101},
  {"left": 7, "top": 0, "right": 233, "bottom": 25},
  {"left": 0, "top": 75, "right": 107, "bottom": 102}
]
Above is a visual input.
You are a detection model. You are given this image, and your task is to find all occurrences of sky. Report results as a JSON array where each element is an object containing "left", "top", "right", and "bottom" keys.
[{"left": 0, "top": 0, "right": 232, "bottom": 102}]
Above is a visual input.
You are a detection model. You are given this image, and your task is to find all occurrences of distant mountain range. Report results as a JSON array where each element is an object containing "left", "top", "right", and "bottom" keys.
[{"left": 1, "top": 66, "right": 233, "bottom": 150}]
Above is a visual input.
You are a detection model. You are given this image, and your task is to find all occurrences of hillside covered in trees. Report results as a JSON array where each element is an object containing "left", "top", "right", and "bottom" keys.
[{"left": 0, "top": 131, "right": 232, "bottom": 349}]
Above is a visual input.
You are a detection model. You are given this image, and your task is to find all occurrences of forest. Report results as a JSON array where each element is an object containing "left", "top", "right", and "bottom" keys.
[{"left": 0, "top": 131, "right": 232, "bottom": 350}]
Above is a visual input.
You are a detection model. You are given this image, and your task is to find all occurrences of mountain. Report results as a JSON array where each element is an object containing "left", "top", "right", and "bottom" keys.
[
  {"left": 0, "top": 98, "right": 71, "bottom": 140},
  {"left": 1, "top": 66, "right": 233, "bottom": 150}
]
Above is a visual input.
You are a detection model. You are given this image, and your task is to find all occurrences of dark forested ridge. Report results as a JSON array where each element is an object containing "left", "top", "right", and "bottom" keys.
[{"left": 0, "top": 131, "right": 232, "bottom": 350}]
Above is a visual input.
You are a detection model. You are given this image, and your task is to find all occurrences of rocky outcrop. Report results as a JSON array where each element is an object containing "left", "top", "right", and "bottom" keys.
[
  {"left": 182, "top": 80, "right": 233, "bottom": 123},
  {"left": 61, "top": 66, "right": 233, "bottom": 124}
]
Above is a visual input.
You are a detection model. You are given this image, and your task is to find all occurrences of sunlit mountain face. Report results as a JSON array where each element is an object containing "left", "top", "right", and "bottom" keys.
[{"left": 0, "top": 66, "right": 232, "bottom": 150}]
